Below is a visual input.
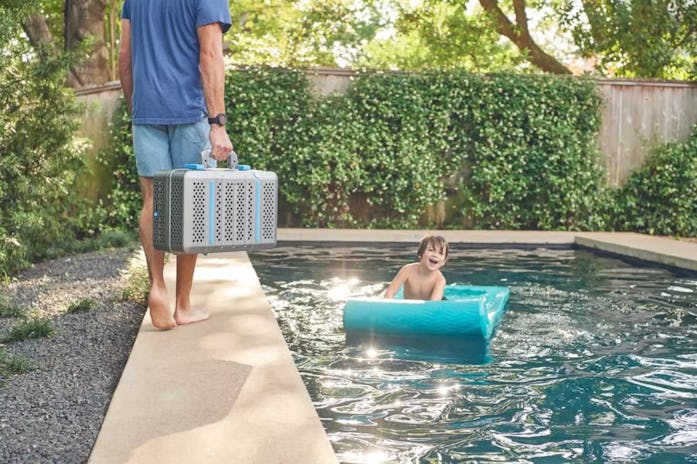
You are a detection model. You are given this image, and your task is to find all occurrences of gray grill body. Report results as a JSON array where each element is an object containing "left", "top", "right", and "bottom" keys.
[{"left": 153, "top": 168, "right": 277, "bottom": 253}]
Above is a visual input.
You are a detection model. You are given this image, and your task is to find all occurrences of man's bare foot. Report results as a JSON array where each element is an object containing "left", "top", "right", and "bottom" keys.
[
  {"left": 173, "top": 307, "right": 210, "bottom": 325},
  {"left": 148, "top": 285, "right": 176, "bottom": 330}
]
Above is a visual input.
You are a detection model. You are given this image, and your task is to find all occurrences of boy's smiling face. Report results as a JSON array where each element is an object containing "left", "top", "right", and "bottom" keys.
[{"left": 419, "top": 244, "right": 447, "bottom": 271}]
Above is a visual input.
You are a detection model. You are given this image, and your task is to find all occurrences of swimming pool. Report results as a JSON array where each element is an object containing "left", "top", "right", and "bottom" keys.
[{"left": 250, "top": 244, "right": 697, "bottom": 463}]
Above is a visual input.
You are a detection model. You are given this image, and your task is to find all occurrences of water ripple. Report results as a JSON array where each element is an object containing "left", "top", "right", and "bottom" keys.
[{"left": 251, "top": 245, "right": 697, "bottom": 463}]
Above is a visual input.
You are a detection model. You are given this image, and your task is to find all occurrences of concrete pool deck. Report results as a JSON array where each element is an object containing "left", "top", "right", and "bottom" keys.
[{"left": 88, "top": 229, "right": 697, "bottom": 463}]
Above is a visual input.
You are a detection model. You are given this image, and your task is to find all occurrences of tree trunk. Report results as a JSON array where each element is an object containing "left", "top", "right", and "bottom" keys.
[
  {"left": 22, "top": 13, "right": 53, "bottom": 46},
  {"left": 478, "top": 0, "right": 571, "bottom": 74},
  {"left": 64, "top": 0, "right": 110, "bottom": 87},
  {"left": 22, "top": 0, "right": 110, "bottom": 88}
]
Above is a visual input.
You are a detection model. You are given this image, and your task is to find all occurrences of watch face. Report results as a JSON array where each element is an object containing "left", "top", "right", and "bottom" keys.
[{"left": 209, "top": 113, "right": 227, "bottom": 125}]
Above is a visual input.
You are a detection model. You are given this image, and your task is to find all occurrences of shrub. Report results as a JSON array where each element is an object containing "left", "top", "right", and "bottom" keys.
[
  {"left": 0, "top": 39, "right": 93, "bottom": 276},
  {"left": 610, "top": 127, "right": 697, "bottom": 236},
  {"left": 98, "top": 98, "right": 142, "bottom": 232}
]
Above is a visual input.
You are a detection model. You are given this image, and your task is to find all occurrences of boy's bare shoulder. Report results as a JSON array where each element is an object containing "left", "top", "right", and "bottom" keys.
[{"left": 400, "top": 262, "right": 419, "bottom": 273}]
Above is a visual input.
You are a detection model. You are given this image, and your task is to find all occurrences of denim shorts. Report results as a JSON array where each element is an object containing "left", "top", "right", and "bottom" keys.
[{"left": 132, "top": 119, "right": 210, "bottom": 177}]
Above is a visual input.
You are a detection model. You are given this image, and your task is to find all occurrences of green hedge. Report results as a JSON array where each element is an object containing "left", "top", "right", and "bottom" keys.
[
  {"left": 227, "top": 68, "right": 607, "bottom": 229},
  {"left": 104, "top": 67, "right": 697, "bottom": 240}
]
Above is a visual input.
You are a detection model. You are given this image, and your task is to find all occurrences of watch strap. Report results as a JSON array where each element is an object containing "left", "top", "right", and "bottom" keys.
[{"left": 207, "top": 113, "right": 227, "bottom": 126}]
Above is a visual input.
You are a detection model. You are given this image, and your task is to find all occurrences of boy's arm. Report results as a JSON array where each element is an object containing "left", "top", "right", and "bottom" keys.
[
  {"left": 384, "top": 265, "right": 409, "bottom": 298},
  {"left": 429, "top": 273, "right": 447, "bottom": 300}
]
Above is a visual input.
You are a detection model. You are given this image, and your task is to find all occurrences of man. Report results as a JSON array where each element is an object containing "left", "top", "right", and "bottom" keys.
[{"left": 119, "top": 0, "right": 233, "bottom": 330}]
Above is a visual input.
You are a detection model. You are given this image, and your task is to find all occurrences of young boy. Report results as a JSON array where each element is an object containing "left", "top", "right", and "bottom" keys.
[{"left": 384, "top": 235, "right": 449, "bottom": 301}]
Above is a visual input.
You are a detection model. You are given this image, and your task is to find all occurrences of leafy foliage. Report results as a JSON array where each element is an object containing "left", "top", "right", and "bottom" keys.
[
  {"left": 361, "top": 1, "right": 522, "bottom": 71},
  {"left": 228, "top": 0, "right": 389, "bottom": 67},
  {"left": 557, "top": 0, "right": 697, "bottom": 79},
  {"left": 120, "top": 262, "right": 149, "bottom": 305},
  {"left": 99, "top": 98, "right": 142, "bottom": 231},
  {"left": 226, "top": 67, "right": 312, "bottom": 222},
  {"left": 226, "top": 67, "right": 607, "bottom": 229},
  {"left": 0, "top": 37, "right": 98, "bottom": 276},
  {"left": 0, "top": 295, "right": 26, "bottom": 319},
  {"left": 0, "top": 0, "right": 40, "bottom": 42},
  {"left": 461, "top": 72, "right": 607, "bottom": 229},
  {"left": 345, "top": 72, "right": 464, "bottom": 227},
  {"left": 610, "top": 128, "right": 697, "bottom": 236}
]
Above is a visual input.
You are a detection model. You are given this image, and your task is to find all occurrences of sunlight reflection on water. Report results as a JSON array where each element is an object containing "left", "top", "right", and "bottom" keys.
[{"left": 251, "top": 245, "right": 697, "bottom": 463}]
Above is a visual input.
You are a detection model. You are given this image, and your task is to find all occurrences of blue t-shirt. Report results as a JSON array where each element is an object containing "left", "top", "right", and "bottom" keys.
[{"left": 122, "top": 0, "right": 231, "bottom": 125}]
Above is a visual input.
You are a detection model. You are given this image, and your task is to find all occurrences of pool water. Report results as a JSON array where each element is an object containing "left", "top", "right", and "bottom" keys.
[{"left": 250, "top": 244, "right": 697, "bottom": 463}]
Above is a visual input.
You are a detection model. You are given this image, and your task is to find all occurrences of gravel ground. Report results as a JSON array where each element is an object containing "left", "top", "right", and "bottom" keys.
[{"left": 0, "top": 247, "right": 146, "bottom": 464}]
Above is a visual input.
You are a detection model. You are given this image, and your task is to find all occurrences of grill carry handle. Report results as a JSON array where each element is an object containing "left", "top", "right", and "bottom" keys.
[{"left": 200, "top": 149, "right": 238, "bottom": 170}]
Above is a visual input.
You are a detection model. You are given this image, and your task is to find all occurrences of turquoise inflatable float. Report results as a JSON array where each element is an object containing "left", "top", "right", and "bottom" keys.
[{"left": 343, "top": 285, "right": 510, "bottom": 340}]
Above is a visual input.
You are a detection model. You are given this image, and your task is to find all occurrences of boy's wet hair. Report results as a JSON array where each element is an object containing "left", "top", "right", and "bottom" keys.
[{"left": 417, "top": 235, "right": 449, "bottom": 262}]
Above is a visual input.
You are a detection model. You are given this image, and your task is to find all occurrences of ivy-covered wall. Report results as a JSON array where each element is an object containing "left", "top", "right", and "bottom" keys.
[
  {"left": 227, "top": 67, "right": 607, "bottom": 230},
  {"left": 103, "top": 66, "right": 696, "bottom": 236}
]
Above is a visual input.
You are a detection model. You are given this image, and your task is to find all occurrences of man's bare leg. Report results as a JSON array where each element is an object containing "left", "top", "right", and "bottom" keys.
[
  {"left": 173, "top": 253, "right": 210, "bottom": 325},
  {"left": 139, "top": 177, "right": 176, "bottom": 330}
]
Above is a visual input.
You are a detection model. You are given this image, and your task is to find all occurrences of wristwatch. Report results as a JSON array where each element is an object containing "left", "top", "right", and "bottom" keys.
[{"left": 207, "top": 113, "right": 227, "bottom": 126}]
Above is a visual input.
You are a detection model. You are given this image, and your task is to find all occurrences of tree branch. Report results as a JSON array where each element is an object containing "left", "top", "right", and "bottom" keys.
[
  {"left": 21, "top": 13, "right": 52, "bottom": 46},
  {"left": 478, "top": 0, "right": 571, "bottom": 74},
  {"left": 512, "top": 0, "right": 530, "bottom": 36}
]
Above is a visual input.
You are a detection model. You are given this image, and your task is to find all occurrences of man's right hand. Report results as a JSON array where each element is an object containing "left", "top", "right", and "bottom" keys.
[{"left": 209, "top": 125, "right": 233, "bottom": 161}]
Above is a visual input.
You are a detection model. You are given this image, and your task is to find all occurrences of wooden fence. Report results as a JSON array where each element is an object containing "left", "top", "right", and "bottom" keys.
[
  {"left": 75, "top": 70, "right": 697, "bottom": 203},
  {"left": 75, "top": 81, "right": 122, "bottom": 202},
  {"left": 595, "top": 78, "right": 697, "bottom": 185}
]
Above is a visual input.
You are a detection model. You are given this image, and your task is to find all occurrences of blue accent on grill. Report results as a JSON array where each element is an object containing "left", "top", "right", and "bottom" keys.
[
  {"left": 255, "top": 178, "right": 261, "bottom": 242},
  {"left": 209, "top": 181, "right": 215, "bottom": 245}
]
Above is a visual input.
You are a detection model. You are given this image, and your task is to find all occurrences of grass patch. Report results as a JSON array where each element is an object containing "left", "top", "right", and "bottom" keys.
[
  {"left": 0, "top": 348, "right": 33, "bottom": 377},
  {"left": 121, "top": 262, "right": 149, "bottom": 304},
  {"left": 67, "top": 297, "right": 97, "bottom": 314},
  {"left": 0, "top": 295, "right": 26, "bottom": 319},
  {"left": 2, "top": 318, "right": 54, "bottom": 343}
]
